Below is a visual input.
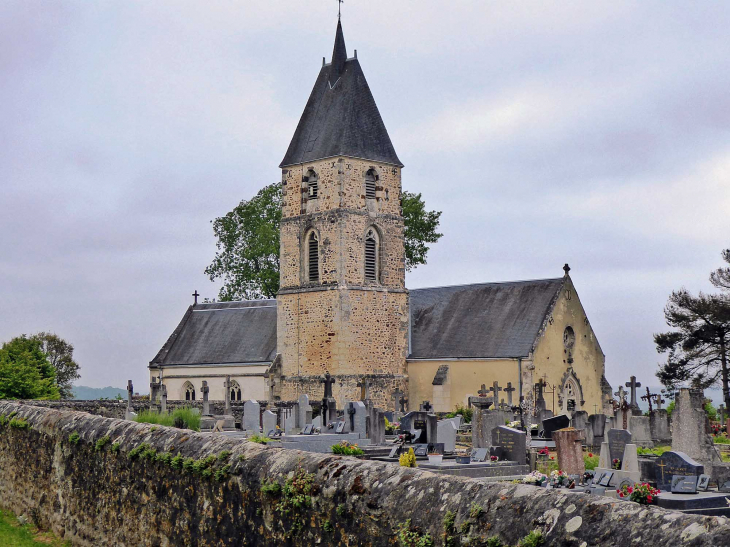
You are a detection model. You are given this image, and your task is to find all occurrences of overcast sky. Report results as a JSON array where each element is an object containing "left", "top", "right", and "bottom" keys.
[{"left": 2, "top": 1, "right": 729, "bottom": 394}]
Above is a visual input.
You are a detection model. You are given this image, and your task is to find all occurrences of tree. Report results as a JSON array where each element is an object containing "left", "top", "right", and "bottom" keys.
[
  {"left": 0, "top": 336, "right": 60, "bottom": 400},
  {"left": 206, "top": 184, "right": 443, "bottom": 301},
  {"left": 655, "top": 249, "right": 730, "bottom": 410},
  {"left": 31, "top": 332, "right": 80, "bottom": 399}
]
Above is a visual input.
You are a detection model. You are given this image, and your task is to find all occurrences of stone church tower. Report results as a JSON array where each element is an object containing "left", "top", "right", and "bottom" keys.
[{"left": 273, "top": 20, "right": 409, "bottom": 407}]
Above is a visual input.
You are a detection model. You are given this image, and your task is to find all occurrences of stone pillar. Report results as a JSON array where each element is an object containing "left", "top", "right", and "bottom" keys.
[
  {"left": 201, "top": 381, "right": 211, "bottom": 417},
  {"left": 160, "top": 385, "right": 167, "bottom": 414},
  {"left": 224, "top": 376, "right": 232, "bottom": 416},
  {"left": 125, "top": 380, "right": 135, "bottom": 420},
  {"left": 553, "top": 428, "right": 585, "bottom": 475},
  {"left": 598, "top": 441, "right": 610, "bottom": 469}
]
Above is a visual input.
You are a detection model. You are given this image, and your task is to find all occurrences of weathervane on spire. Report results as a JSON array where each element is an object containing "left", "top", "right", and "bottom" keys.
[{"left": 338, "top": 0, "right": 343, "bottom": 19}]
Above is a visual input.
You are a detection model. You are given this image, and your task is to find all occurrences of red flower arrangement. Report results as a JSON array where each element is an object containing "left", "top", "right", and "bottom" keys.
[
  {"left": 617, "top": 482, "right": 660, "bottom": 504},
  {"left": 612, "top": 458, "right": 621, "bottom": 470},
  {"left": 538, "top": 447, "right": 550, "bottom": 456},
  {"left": 490, "top": 455, "right": 498, "bottom": 462},
  {"left": 588, "top": 453, "right": 593, "bottom": 457}
]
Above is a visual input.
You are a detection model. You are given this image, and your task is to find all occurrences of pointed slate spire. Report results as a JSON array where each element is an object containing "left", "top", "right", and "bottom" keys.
[{"left": 331, "top": 20, "right": 348, "bottom": 78}]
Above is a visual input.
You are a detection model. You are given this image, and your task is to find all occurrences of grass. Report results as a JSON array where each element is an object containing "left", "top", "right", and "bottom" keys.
[
  {"left": 583, "top": 452, "right": 599, "bottom": 470},
  {"left": 714, "top": 435, "right": 730, "bottom": 445},
  {"left": 133, "top": 407, "right": 201, "bottom": 431},
  {"left": 0, "top": 509, "right": 69, "bottom": 546},
  {"left": 637, "top": 445, "right": 671, "bottom": 456}
]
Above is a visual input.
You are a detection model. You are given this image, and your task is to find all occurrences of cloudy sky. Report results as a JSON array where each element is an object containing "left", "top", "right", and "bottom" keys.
[{"left": 2, "top": 1, "right": 729, "bottom": 394}]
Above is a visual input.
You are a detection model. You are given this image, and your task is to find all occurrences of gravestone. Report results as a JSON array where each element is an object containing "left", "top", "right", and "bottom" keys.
[
  {"left": 572, "top": 411, "right": 588, "bottom": 433},
  {"left": 625, "top": 376, "right": 643, "bottom": 416},
  {"left": 628, "top": 416, "right": 653, "bottom": 448},
  {"left": 491, "top": 426, "right": 526, "bottom": 465},
  {"left": 335, "top": 421, "right": 346, "bottom": 434},
  {"left": 312, "top": 415, "right": 322, "bottom": 430},
  {"left": 224, "top": 376, "right": 232, "bottom": 416},
  {"left": 654, "top": 451, "right": 704, "bottom": 491},
  {"left": 262, "top": 410, "right": 277, "bottom": 436},
  {"left": 671, "top": 388, "right": 721, "bottom": 476},
  {"left": 712, "top": 464, "right": 730, "bottom": 493},
  {"left": 302, "top": 424, "right": 314, "bottom": 435},
  {"left": 649, "top": 409, "right": 671, "bottom": 443},
  {"left": 284, "top": 409, "right": 296, "bottom": 435},
  {"left": 697, "top": 474, "right": 710, "bottom": 491},
  {"left": 160, "top": 385, "right": 168, "bottom": 413},
  {"left": 607, "top": 429, "right": 632, "bottom": 464},
  {"left": 399, "top": 411, "right": 437, "bottom": 444},
  {"left": 347, "top": 401, "right": 367, "bottom": 436},
  {"left": 321, "top": 372, "right": 338, "bottom": 424},
  {"left": 243, "top": 400, "right": 260, "bottom": 433},
  {"left": 297, "top": 394, "right": 313, "bottom": 429},
  {"left": 585, "top": 414, "right": 606, "bottom": 450},
  {"left": 598, "top": 441, "right": 610, "bottom": 469},
  {"left": 436, "top": 419, "right": 457, "bottom": 453},
  {"left": 542, "top": 415, "right": 570, "bottom": 440},
  {"left": 671, "top": 475, "right": 699, "bottom": 494},
  {"left": 472, "top": 407, "right": 502, "bottom": 448},
  {"left": 553, "top": 428, "right": 585, "bottom": 475},
  {"left": 471, "top": 448, "right": 488, "bottom": 462}
]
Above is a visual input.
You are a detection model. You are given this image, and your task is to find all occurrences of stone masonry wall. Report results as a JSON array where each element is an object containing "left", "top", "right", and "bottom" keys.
[{"left": 1, "top": 402, "right": 729, "bottom": 546}]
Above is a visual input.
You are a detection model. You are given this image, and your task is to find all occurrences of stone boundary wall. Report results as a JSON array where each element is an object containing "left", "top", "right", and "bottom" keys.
[
  {"left": 0, "top": 402, "right": 728, "bottom": 546},
  {"left": 14, "top": 399, "right": 320, "bottom": 422}
]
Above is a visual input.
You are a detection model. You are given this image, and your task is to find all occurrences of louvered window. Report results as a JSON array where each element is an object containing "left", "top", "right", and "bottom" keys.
[
  {"left": 365, "top": 228, "right": 378, "bottom": 281},
  {"left": 308, "top": 231, "right": 319, "bottom": 282},
  {"left": 306, "top": 169, "right": 319, "bottom": 199},
  {"left": 365, "top": 168, "right": 377, "bottom": 199}
]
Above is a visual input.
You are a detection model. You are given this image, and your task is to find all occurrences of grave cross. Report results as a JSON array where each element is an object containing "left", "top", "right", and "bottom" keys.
[
  {"left": 399, "top": 394, "right": 408, "bottom": 413},
  {"left": 201, "top": 380, "right": 210, "bottom": 416},
  {"left": 593, "top": 403, "right": 599, "bottom": 415},
  {"left": 149, "top": 377, "right": 158, "bottom": 402},
  {"left": 321, "top": 372, "right": 336, "bottom": 399},
  {"left": 489, "top": 381, "right": 502, "bottom": 408},
  {"left": 357, "top": 378, "right": 371, "bottom": 401},
  {"left": 192, "top": 290, "right": 200, "bottom": 305},
  {"left": 654, "top": 393, "right": 666, "bottom": 411},
  {"left": 504, "top": 382, "right": 516, "bottom": 407},
  {"left": 614, "top": 385, "right": 629, "bottom": 429},
  {"left": 640, "top": 386, "right": 658, "bottom": 414},
  {"left": 477, "top": 384, "right": 488, "bottom": 398},
  {"left": 392, "top": 388, "right": 403, "bottom": 413},
  {"left": 625, "top": 376, "right": 642, "bottom": 411},
  {"left": 224, "top": 375, "right": 232, "bottom": 414},
  {"left": 420, "top": 401, "right": 432, "bottom": 412},
  {"left": 656, "top": 460, "right": 668, "bottom": 483}
]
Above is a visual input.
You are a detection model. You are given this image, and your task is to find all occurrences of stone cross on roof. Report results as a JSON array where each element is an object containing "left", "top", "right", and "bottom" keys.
[
  {"left": 625, "top": 376, "right": 642, "bottom": 410},
  {"left": 504, "top": 382, "right": 516, "bottom": 406},
  {"left": 489, "top": 381, "right": 502, "bottom": 408},
  {"left": 321, "top": 372, "right": 336, "bottom": 399}
]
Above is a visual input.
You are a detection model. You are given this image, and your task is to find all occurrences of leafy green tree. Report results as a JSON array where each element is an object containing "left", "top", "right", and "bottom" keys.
[
  {"left": 0, "top": 336, "right": 60, "bottom": 400},
  {"left": 205, "top": 184, "right": 443, "bottom": 300},
  {"left": 655, "top": 249, "right": 730, "bottom": 410},
  {"left": 31, "top": 332, "right": 80, "bottom": 399}
]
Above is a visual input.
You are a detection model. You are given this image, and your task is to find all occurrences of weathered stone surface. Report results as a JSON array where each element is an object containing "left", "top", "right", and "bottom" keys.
[
  {"left": 262, "top": 410, "right": 277, "bottom": 435},
  {"left": 243, "top": 400, "right": 261, "bottom": 433},
  {"left": 436, "top": 420, "right": 457, "bottom": 453},
  {"left": 472, "top": 409, "right": 505, "bottom": 449},
  {"left": 2, "top": 402, "right": 730, "bottom": 546},
  {"left": 628, "top": 416, "right": 653, "bottom": 448},
  {"left": 650, "top": 409, "right": 671, "bottom": 443},
  {"left": 553, "top": 428, "right": 585, "bottom": 475},
  {"left": 607, "top": 429, "right": 631, "bottom": 464},
  {"left": 672, "top": 388, "right": 721, "bottom": 475}
]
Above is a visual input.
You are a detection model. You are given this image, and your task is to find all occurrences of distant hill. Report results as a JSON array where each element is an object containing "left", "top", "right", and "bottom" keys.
[{"left": 72, "top": 386, "right": 127, "bottom": 400}]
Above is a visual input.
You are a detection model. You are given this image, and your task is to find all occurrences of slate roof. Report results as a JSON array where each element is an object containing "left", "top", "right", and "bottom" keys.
[
  {"left": 150, "top": 300, "right": 277, "bottom": 366},
  {"left": 408, "top": 278, "right": 565, "bottom": 359},
  {"left": 280, "top": 20, "right": 402, "bottom": 168}
]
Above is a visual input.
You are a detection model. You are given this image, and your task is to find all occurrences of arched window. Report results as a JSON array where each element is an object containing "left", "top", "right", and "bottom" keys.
[
  {"left": 365, "top": 168, "right": 378, "bottom": 199},
  {"left": 230, "top": 380, "right": 242, "bottom": 402},
  {"left": 182, "top": 382, "right": 196, "bottom": 401},
  {"left": 306, "top": 230, "right": 320, "bottom": 283},
  {"left": 364, "top": 227, "right": 379, "bottom": 282},
  {"left": 305, "top": 169, "right": 319, "bottom": 199}
]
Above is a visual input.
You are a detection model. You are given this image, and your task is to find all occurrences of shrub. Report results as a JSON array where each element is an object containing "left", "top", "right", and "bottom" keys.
[
  {"left": 714, "top": 435, "right": 730, "bottom": 445},
  {"left": 444, "top": 404, "right": 472, "bottom": 424},
  {"left": 331, "top": 441, "right": 365, "bottom": 456},
  {"left": 323, "top": 520, "right": 334, "bottom": 532},
  {"left": 278, "top": 469, "right": 317, "bottom": 514},
  {"left": 218, "top": 450, "right": 232, "bottom": 461},
  {"left": 134, "top": 407, "right": 201, "bottom": 431},
  {"left": 95, "top": 436, "right": 111, "bottom": 451},
  {"left": 10, "top": 418, "right": 30, "bottom": 430},
  {"left": 111, "top": 442, "right": 121, "bottom": 454},
  {"left": 215, "top": 464, "right": 231, "bottom": 482},
  {"left": 486, "top": 538, "right": 505, "bottom": 547},
  {"left": 443, "top": 510, "right": 455, "bottom": 533},
  {"left": 0, "top": 414, "right": 8, "bottom": 427},
  {"left": 399, "top": 447, "right": 417, "bottom": 468},
  {"left": 518, "top": 531, "right": 545, "bottom": 547},
  {"left": 156, "top": 452, "right": 173, "bottom": 465},
  {"left": 260, "top": 478, "right": 282, "bottom": 496},
  {"left": 249, "top": 435, "right": 272, "bottom": 445},
  {"left": 336, "top": 503, "right": 346, "bottom": 517},
  {"left": 469, "top": 503, "right": 483, "bottom": 519},
  {"left": 170, "top": 453, "right": 184, "bottom": 469},
  {"left": 397, "top": 519, "right": 433, "bottom": 547},
  {"left": 68, "top": 432, "right": 80, "bottom": 444},
  {"left": 128, "top": 443, "right": 151, "bottom": 460}
]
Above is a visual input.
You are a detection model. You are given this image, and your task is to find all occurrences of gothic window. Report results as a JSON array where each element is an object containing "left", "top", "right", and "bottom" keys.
[
  {"left": 305, "top": 169, "right": 319, "bottom": 199},
  {"left": 364, "top": 227, "right": 379, "bottom": 281},
  {"left": 365, "top": 168, "right": 378, "bottom": 199},
  {"left": 230, "top": 380, "right": 242, "bottom": 402},
  {"left": 306, "top": 230, "right": 320, "bottom": 283},
  {"left": 183, "top": 382, "right": 196, "bottom": 401}
]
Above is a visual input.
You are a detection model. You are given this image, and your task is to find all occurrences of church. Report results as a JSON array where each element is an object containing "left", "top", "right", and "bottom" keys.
[{"left": 149, "top": 20, "right": 612, "bottom": 416}]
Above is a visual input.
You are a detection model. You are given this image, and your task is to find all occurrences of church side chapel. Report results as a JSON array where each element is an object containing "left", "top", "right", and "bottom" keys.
[{"left": 148, "top": 20, "right": 610, "bottom": 417}]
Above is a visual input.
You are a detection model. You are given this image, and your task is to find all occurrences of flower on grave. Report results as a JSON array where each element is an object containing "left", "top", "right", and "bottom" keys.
[
  {"left": 538, "top": 447, "right": 549, "bottom": 456},
  {"left": 612, "top": 458, "right": 622, "bottom": 470},
  {"left": 522, "top": 471, "right": 548, "bottom": 485},
  {"left": 550, "top": 456, "right": 555, "bottom": 460},
  {"left": 588, "top": 453, "right": 593, "bottom": 457},
  {"left": 617, "top": 482, "right": 660, "bottom": 505},
  {"left": 490, "top": 455, "right": 498, "bottom": 462}
]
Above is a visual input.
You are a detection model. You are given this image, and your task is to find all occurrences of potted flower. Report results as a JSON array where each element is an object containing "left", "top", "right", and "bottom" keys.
[
  {"left": 612, "top": 458, "right": 622, "bottom": 470},
  {"left": 522, "top": 471, "right": 548, "bottom": 486},
  {"left": 550, "top": 469, "right": 568, "bottom": 486},
  {"left": 427, "top": 450, "right": 443, "bottom": 465},
  {"left": 617, "top": 482, "right": 660, "bottom": 505},
  {"left": 537, "top": 447, "right": 549, "bottom": 460},
  {"left": 490, "top": 455, "right": 498, "bottom": 462}
]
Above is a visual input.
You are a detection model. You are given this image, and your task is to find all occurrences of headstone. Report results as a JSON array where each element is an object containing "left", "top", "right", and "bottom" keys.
[
  {"left": 671, "top": 388, "right": 721, "bottom": 475},
  {"left": 243, "top": 400, "right": 260, "bottom": 433},
  {"left": 437, "top": 420, "right": 458, "bottom": 453},
  {"left": 628, "top": 416, "right": 653, "bottom": 448},
  {"left": 284, "top": 409, "right": 296, "bottom": 435},
  {"left": 654, "top": 451, "right": 705, "bottom": 491},
  {"left": 321, "top": 372, "right": 338, "bottom": 424},
  {"left": 312, "top": 415, "right": 322, "bottom": 430},
  {"left": 586, "top": 414, "right": 606, "bottom": 451},
  {"left": 671, "top": 475, "right": 699, "bottom": 494},
  {"left": 697, "top": 474, "right": 710, "bottom": 491},
  {"left": 297, "top": 394, "right": 313, "bottom": 429},
  {"left": 262, "top": 410, "right": 277, "bottom": 436},
  {"left": 302, "top": 424, "right": 314, "bottom": 435},
  {"left": 553, "top": 428, "right": 585, "bottom": 475},
  {"left": 491, "top": 426, "right": 527, "bottom": 465},
  {"left": 419, "top": 401, "right": 433, "bottom": 412},
  {"left": 622, "top": 444, "right": 640, "bottom": 474},
  {"left": 388, "top": 445, "right": 400, "bottom": 459},
  {"left": 649, "top": 409, "right": 671, "bottom": 443},
  {"left": 369, "top": 409, "right": 386, "bottom": 445},
  {"left": 712, "top": 464, "right": 730, "bottom": 493},
  {"left": 542, "top": 415, "right": 570, "bottom": 440},
  {"left": 125, "top": 380, "right": 135, "bottom": 420},
  {"left": 598, "top": 441, "right": 610, "bottom": 469},
  {"left": 335, "top": 421, "right": 346, "bottom": 434},
  {"left": 572, "top": 411, "right": 588, "bottom": 433},
  {"left": 489, "top": 381, "right": 503, "bottom": 409},
  {"left": 471, "top": 448, "right": 488, "bottom": 462},
  {"left": 472, "top": 408, "right": 503, "bottom": 449},
  {"left": 504, "top": 382, "right": 516, "bottom": 407},
  {"left": 607, "top": 429, "right": 632, "bottom": 464},
  {"left": 347, "top": 401, "right": 367, "bottom": 436},
  {"left": 598, "top": 472, "right": 613, "bottom": 487},
  {"left": 201, "top": 381, "right": 211, "bottom": 416},
  {"left": 414, "top": 445, "right": 428, "bottom": 457}
]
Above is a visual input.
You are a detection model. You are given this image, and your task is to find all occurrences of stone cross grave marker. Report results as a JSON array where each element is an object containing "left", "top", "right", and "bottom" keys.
[
  {"left": 625, "top": 376, "right": 642, "bottom": 415},
  {"left": 419, "top": 401, "right": 432, "bottom": 412},
  {"left": 614, "top": 385, "right": 629, "bottom": 428},
  {"left": 201, "top": 381, "right": 211, "bottom": 416},
  {"left": 535, "top": 379, "right": 546, "bottom": 412},
  {"left": 655, "top": 392, "right": 665, "bottom": 411},
  {"left": 607, "top": 429, "right": 632, "bottom": 464},
  {"left": 347, "top": 401, "right": 367, "bottom": 435},
  {"left": 149, "top": 378, "right": 159, "bottom": 403},
  {"left": 127, "top": 380, "right": 133, "bottom": 408},
  {"left": 357, "top": 378, "right": 371, "bottom": 402},
  {"left": 491, "top": 425, "right": 526, "bottom": 465},
  {"left": 224, "top": 375, "right": 232, "bottom": 415},
  {"left": 489, "top": 382, "right": 502, "bottom": 409},
  {"left": 478, "top": 384, "right": 488, "bottom": 398},
  {"left": 321, "top": 371, "right": 336, "bottom": 398},
  {"left": 392, "top": 388, "right": 403, "bottom": 413},
  {"left": 399, "top": 394, "right": 408, "bottom": 413},
  {"left": 504, "top": 382, "right": 516, "bottom": 407}
]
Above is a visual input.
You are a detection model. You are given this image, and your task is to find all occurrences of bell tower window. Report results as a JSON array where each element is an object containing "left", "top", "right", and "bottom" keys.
[
  {"left": 365, "top": 168, "right": 378, "bottom": 199},
  {"left": 364, "top": 227, "right": 379, "bottom": 281},
  {"left": 305, "top": 169, "right": 319, "bottom": 199},
  {"left": 306, "top": 230, "right": 320, "bottom": 283}
]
